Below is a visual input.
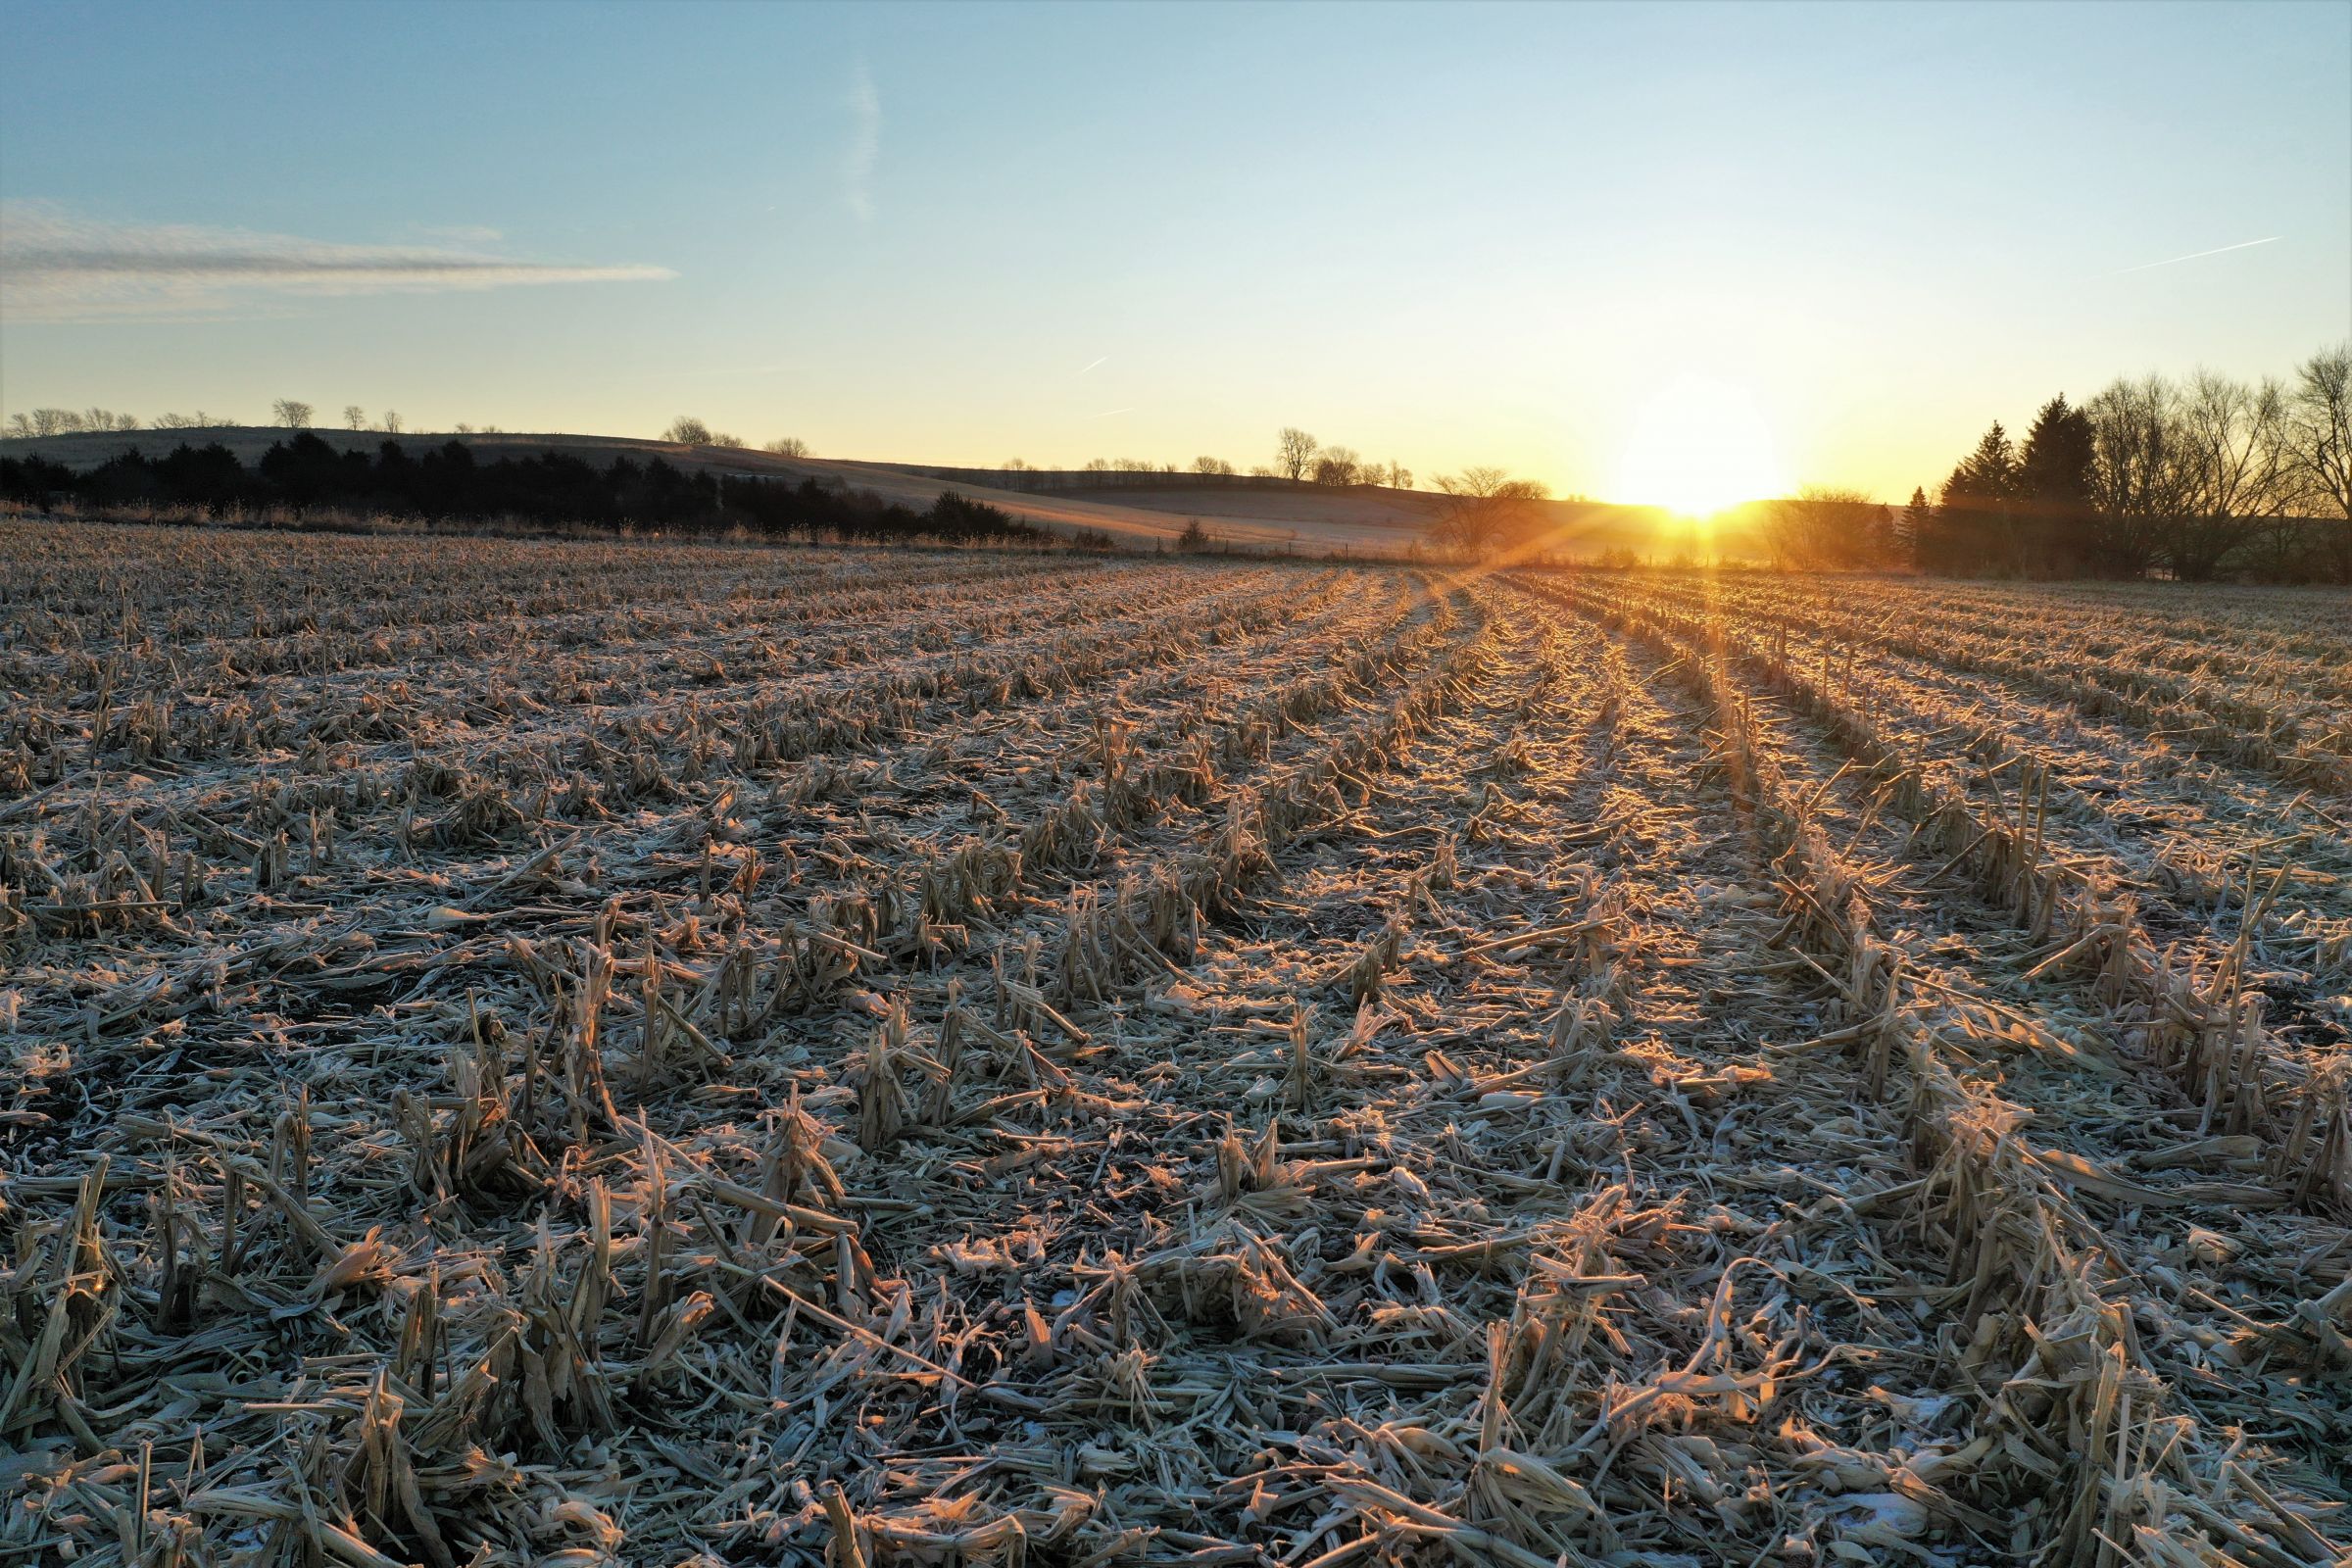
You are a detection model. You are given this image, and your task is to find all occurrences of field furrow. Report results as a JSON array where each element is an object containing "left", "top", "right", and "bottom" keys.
[
  {"left": 1536, "top": 579, "right": 2351, "bottom": 1564},
  {"left": 7, "top": 525, "right": 2349, "bottom": 1568},
  {"left": 1590, "top": 576, "right": 2352, "bottom": 1022}
]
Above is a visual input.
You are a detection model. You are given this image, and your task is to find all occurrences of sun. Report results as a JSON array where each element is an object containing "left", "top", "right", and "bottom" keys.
[{"left": 1614, "top": 376, "right": 1789, "bottom": 516}]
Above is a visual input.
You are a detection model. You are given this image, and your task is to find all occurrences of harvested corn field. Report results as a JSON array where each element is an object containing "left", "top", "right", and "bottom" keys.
[{"left": 5, "top": 519, "right": 2351, "bottom": 1568}]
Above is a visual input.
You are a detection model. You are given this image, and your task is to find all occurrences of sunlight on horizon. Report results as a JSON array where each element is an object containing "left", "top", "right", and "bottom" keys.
[{"left": 1613, "top": 376, "right": 1790, "bottom": 516}]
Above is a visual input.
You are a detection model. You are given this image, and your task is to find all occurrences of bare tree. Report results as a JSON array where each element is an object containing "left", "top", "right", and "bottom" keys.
[
  {"left": 2285, "top": 343, "right": 2351, "bottom": 581},
  {"left": 710, "top": 431, "right": 745, "bottom": 448},
  {"left": 271, "top": 399, "right": 314, "bottom": 429},
  {"left": 1761, "top": 485, "right": 1887, "bottom": 568},
  {"left": 1376, "top": 460, "right": 1412, "bottom": 490},
  {"left": 2082, "top": 375, "right": 2185, "bottom": 578},
  {"left": 1001, "top": 458, "right": 1032, "bottom": 471},
  {"left": 1191, "top": 456, "right": 1235, "bottom": 475},
  {"left": 343, "top": 405, "right": 368, "bottom": 431},
  {"left": 1275, "top": 427, "right": 1318, "bottom": 482},
  {"left": 383, "top": 410, "right": 403, "bottom": 435},
  {"left": 2167, "top": 368, "right": 2288, "bottom": 580},
  {"left": 663, "top": 416, "right": 713, "bottom": 445},
  {"left": 2079, "top": 369, "right": 2296, "bottom": 579},
  {"left": 763, "top": 436, "right": 810, "bottom": 458},
  {"left": 454, "top": 422, "right": 476, "bottom": 435},
  {"left": 27, "top": 409, "right": 80, "bottom": 435},
  {"left": 1429, "top": 467, "right": 1552, "bottom": 558},
  {"left": 4, "top": 414, "right": 28, "bottom": 438},
  {"left": 1311, "top": 446, "right": 1362, "bottom": 486}
]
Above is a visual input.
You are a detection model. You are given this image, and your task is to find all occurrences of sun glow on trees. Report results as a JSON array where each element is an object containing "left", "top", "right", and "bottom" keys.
[{"left": 1615, "top": 376, "right": 1789, "bottom": 516}]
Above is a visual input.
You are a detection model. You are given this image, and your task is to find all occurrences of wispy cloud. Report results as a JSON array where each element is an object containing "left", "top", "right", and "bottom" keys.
[
  {"left": 0, "top": 204, "right": 674, "bottom": 322},
  {"left": 846, "top": 64, "right": 881, "bottom": 221},
  {"left": 2102, "top": 235, "right": 2280, "bottom": 277}
]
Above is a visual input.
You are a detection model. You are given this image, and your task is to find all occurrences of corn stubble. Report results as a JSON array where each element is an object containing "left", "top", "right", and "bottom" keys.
[{"left": 2, "top": 518, "right": 2348, "bottom": 1567}]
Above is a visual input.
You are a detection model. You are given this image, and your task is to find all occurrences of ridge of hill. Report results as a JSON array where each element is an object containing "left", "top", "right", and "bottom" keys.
[{"left": 0, "top": 427, "right": 1759, "bottom": 558}]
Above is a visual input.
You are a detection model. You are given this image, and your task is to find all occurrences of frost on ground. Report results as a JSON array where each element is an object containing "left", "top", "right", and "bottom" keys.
[{"left": 3, "top": 520, "right": 2348, "bottom": 1567}]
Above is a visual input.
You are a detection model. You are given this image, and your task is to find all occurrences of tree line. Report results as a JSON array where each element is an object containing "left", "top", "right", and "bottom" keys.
[
  {"left": 1270, "top": 428, "right": 1414, "bottom": 489},
  {"left": 0, "top": 435, "right": 1059, "bottom": 548},
  {"left": 660, "top": 417, "right": 810, "bottom": 458},
  {"left": 995, "top": 430, "right": 1418, "bottom": 489},
  {"left": 1874, "top": 345, "right": 2348, "bottom": 582},
  {"left": 6, "top": 403, "right": 459, "bottom": 438}
]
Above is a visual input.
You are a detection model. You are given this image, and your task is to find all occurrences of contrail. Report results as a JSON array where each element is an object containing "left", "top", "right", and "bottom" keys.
[
  {"left": 1076, "top": 356, "right": 1107, "bottom": 375},
  {"left": 1087, "top": 407, "right": 1133, "bottom": 417},
  {"left": 2104, "top": 235, "right": 2279, "bottom": 276}
]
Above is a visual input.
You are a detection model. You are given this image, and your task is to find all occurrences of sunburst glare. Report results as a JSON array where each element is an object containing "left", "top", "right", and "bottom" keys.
[{"left": 1615, "top": 376, "right": 1790, "bottom": 516}]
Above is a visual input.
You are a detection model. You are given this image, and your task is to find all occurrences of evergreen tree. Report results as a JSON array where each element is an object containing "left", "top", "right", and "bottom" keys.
[
  {"left": 2016, "top": 395, "right": 2097, "bottom": 573},
  {"left": 1865, "top": 504, "right": 1897, "bottom": 566},
  {"left": 1898, "top": 485, "right": 1932, "bottom": 564},
  {"left": 1918, "top": 422, "right": 2017, "bottom": 574}
]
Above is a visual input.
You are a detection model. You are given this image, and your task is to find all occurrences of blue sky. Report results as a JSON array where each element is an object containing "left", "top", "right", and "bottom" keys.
[{"left": 2, "top": 0, "right": 2346, "bottom": 502}]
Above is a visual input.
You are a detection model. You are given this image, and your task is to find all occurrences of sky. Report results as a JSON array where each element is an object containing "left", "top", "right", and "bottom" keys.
[{"left": 2, "top": 0, "right": 2347, "bottom": 505}]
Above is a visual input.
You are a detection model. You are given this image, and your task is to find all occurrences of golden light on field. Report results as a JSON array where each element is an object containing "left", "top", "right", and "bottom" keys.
[{"left": 1614, "top": 376, "right": 1790, "bottom": 516}]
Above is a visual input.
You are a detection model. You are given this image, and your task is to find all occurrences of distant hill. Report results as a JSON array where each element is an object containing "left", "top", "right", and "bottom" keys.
[{"left": 0, "top": 427, "right": 1766, "bottom": 558}]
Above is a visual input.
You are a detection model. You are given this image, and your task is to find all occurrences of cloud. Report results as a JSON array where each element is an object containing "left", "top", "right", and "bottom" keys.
[
  {"left": 846, "top": 63, "right": 881, "bottom": 221},
  {"left": 0, "top": 204, "right": 674, "bottom": 321}
]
